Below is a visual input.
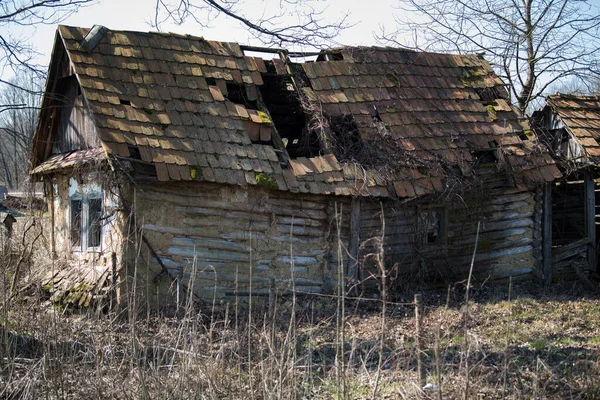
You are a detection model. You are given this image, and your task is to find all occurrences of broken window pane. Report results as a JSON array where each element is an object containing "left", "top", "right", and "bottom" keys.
[
  {"left": 419, "top": 208, "right": 445, "bottom": 245},
  {"left": 70, "top": 198, "right": 82, "bottom": 247},
  {"left": 88, "top": 198, "right": 102, "bottom": 248}
]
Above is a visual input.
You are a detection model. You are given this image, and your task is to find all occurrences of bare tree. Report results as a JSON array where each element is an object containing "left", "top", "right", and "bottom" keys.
[
  {"left": 153, "top": 0, "right": 351, "bottom": 47},
  {"left": 0, "top": 2, "right": 96, "bottom": 187},
  {"left": 0, "top": 72, "right": 42, "bottom": 189},
  {"left": 546, "top": 75, "right": 600, "bottom": 96},
  {"left": 383, "top": 0, "right": 600, "bottom": 114},
  {"left": 0, "top": 0, "right": 95, "bottom": 88}
]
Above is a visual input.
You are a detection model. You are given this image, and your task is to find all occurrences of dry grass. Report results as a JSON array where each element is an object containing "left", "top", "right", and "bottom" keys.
[
  {"left": 0, "top": 278, "right": 599, "bottom": 399},
  {"left": 1, "top": 201, "right": 599, "bottom": 399}
]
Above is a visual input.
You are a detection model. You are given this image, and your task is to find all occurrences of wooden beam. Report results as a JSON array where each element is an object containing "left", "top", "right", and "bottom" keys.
[
  {"left": 585, "top": 172, "right": 596, "bottom": 274},
  {"left": 542, "top": 183, "right": 552, "bottom": 284},
  {"left": 347, "top": 197, "right": 360, "bottom": 294},
  {"left": 240, "top": 45, "right": 321, "bottom": 57}
]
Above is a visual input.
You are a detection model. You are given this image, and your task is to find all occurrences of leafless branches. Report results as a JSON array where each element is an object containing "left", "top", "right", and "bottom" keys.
[
  {"left": 153, "top": 0, "right": 351, "bottom": 47},
  {"left": 0, "top": 0, "right": 95, "bottom": 83},
  {"left": 382, "top": 0, "right": 600, "bottom": 114},
  {"left": 0, "top": 72, "right": 42, "bottom": 189}
]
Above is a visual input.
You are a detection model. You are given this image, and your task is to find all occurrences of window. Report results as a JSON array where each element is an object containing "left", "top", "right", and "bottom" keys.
[
  {"left": 418, "top": 207, "right": 446, "bottom": 245},
  {"left": 70, "top": 195, "right": 103, "bottom": 250},
  {"left": 70, "top": 198, "right": 83, "bottom": 247}
]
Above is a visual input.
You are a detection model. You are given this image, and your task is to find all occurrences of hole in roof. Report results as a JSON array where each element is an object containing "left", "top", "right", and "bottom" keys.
[
  {"left": 328, "top": 114, "right": 364, "bottom": 162},
  {"left": 289, "top": 54, "right": 319, "bottom": 63},
  {"left": 472, "top": 149, "right": 498, "bottom": 166},
  {"left": 475, "top": 87, "right": 501, "bottom": 105},
  {"left": 371, "top": 104, "right": 383, "bottom": 122},
  {"left": 316, "top": 52, "right": 344, "bottom": 62},
  {"left": 119, "top": 98, "right": 131, "bottom": 106},
  {"left": 225, "top": 82, "right": 258, "bottom": 109},
  {"left": 127, "top": 145, "right": 141, "bottom": 160},
  {"left": 242, "top": 50, "right": 279, "bottom": 60},
  {"left": 205, "top": 77, "right": 216, "bottom": 86},
  {"left": 258, "top": 73, "right": 321, "bottom": 158},
  {"left": 264, "top": 60, "right": 278, "bottom": 74}
]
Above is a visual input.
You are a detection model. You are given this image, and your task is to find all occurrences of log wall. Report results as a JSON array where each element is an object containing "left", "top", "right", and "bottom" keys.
[
  {"left": 133, "top": 181, "right": 349, "bottom": 303},
  {"left": 359, "top": 187, "right": 539, "bottom": 290}
]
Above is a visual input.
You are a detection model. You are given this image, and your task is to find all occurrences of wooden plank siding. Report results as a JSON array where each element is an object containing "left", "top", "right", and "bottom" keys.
[
  {"left": 134, "top": 182, "right": 350, "bottom": 301},
  {"left": 358, "top": 188, "right": 539, "bottom": 291},
  {"left": 53, "top": 76, "right": 100, "bottom": 155}
]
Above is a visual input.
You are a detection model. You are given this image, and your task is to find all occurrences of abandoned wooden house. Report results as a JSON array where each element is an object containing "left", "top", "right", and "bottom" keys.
[
  {"left": 533, "top": 94, "right": 600, "bottom": 281},
  {"left": 30, "top": 25, "right": 562, "bottom": 306}
]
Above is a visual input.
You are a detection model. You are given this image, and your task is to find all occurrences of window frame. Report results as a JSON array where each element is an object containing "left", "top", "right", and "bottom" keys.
[
  {"left": 417, "top": 206, "right": 447, "bottom": 246},
  {"left": 69, "top": 193, "right": 103, "bottom": 252}
]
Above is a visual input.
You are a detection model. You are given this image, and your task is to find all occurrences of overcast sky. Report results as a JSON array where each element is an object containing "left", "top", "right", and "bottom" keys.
[{"left": 4, "top": 0, "right": 403, "bottom": 81}]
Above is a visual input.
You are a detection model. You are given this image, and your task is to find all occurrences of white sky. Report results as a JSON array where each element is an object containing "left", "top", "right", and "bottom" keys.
[
  {"left": 4, "top": 0, "right": 404, "bottom": 80},
  {"left": 4, "top": 0, "right": 600, "bottom": 89}
]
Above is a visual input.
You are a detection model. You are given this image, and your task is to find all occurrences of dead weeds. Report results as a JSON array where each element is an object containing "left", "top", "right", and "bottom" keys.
[{"left": 0, "top": 281, "right": 599, "bottom": 399}]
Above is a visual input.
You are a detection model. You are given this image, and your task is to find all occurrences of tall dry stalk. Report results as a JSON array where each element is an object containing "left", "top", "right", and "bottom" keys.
[
  {"left": 433, "top": 286, "right": 451, "bottom": 400},
  {"left": 502, "top": 277, "right": 512, "bottom": 399},
  {"left": 372, "top": 202, "right": 387, "bottom": 400},
  {"left": 248, "top": 227, "right": 254, "bottom": 400},
  {"left": 335, "top": 202, "right": 347, "bottom": 399},
  {"left": 463, "top": 220, "right": 480, "bottom": 400}
]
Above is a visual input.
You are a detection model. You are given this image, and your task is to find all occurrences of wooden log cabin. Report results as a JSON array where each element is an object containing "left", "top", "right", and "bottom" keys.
[
  {"left": 30, "top": 25, "right": 562, "bottom": 307},
  {"left": 533, "top": 94, "right": 600, "bottom": 282}
]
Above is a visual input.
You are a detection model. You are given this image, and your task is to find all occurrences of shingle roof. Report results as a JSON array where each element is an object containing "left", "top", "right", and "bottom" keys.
[
  {"left": 30, "top": 148, "right": 105, "bottom": 175},
  {"left": 31, "top": 25, "right": 560, "bottom": 198},
  {"left": 543, "top": 94, "right": 600, "bottom": 162}
]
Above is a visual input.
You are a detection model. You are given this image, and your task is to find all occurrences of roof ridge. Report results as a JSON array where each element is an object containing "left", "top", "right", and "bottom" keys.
[
  {"left": 58, "top": 24, "right": 245, "bottom": 46},
  {"left": 549, "top": 92, "right": 600, "bottom": 101},
  {"left": 58, "top": 25, "right": 488, "bottom": 59}
]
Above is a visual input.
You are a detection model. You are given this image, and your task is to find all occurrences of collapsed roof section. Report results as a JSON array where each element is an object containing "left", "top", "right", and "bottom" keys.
[
  {"left": 31, "top": 25, "right": 560, "bottom": 198},
  {"left": 533, "top": 94, "right": 600, "bottom": 168}
]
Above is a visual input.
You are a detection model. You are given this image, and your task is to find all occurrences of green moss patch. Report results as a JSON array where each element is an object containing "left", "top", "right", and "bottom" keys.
[{"left": 256, "top": 173, "right": 278, "bottom": 189}]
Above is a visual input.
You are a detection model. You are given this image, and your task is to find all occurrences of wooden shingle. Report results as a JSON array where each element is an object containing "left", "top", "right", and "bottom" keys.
[{"left": 34, "top": 25, "right": 561, "bottom": 198}]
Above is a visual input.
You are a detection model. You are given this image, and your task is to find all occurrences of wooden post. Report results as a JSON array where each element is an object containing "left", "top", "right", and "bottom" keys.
[
  {"left": 347, "top": 197, "right": 360, "bottom": 295},
  {"left": 542, "top": 183, "right": 553, "bottom": 284},
  {"left": 48, "top": 178, "right": 57, "bottom": 259},
  {"left": 111, "top": 252, "right": 117, "bottom": 310},
  {"left": 414, "top": 293, "right": 426, "bottom": 389},
  {"left": 268, "top": 278, "right": 275, "bottom": 318},
  {"left": 585, "top": 172, "right": 596, "bottom": 274}
]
